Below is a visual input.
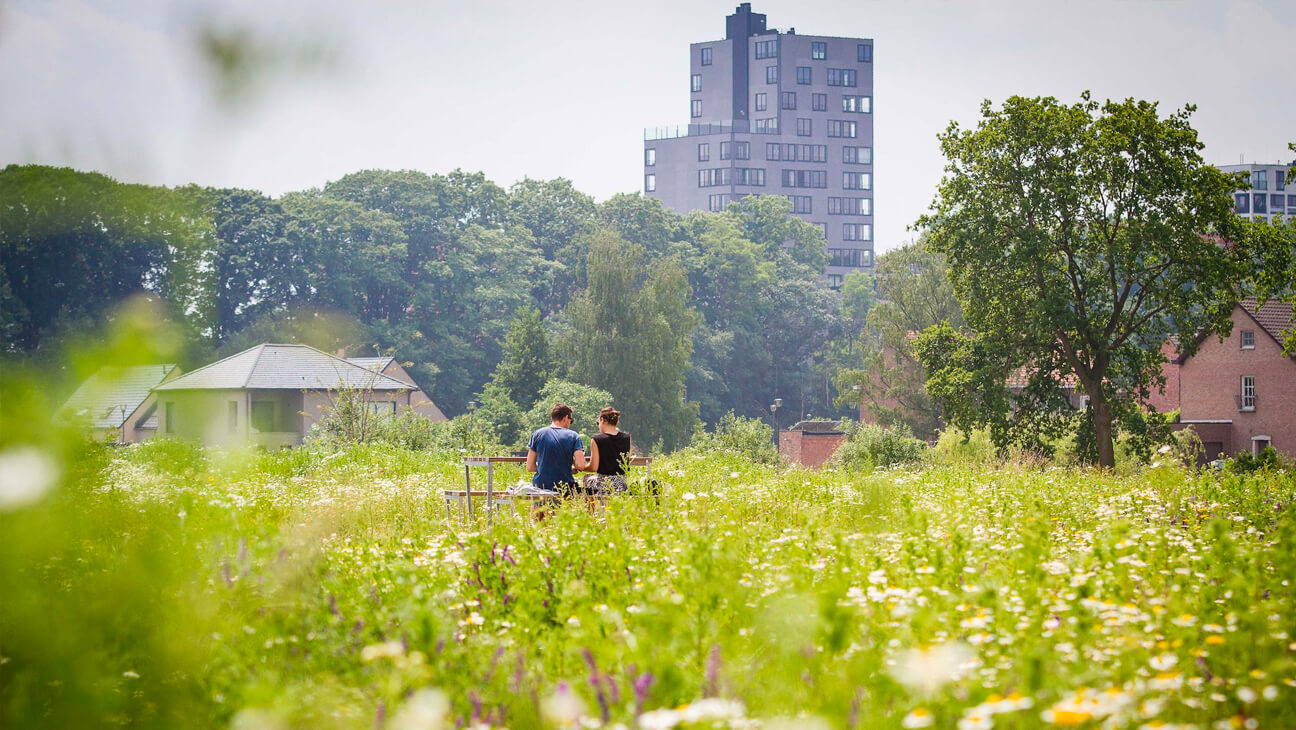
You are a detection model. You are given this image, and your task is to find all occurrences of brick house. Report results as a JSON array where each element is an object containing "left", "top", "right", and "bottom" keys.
[
  {"left": 1167, "top": 299, "right": 1296, "bottom": 460},
  {"left": 779, "top": 420, "right": 847, "bottom": 467}
]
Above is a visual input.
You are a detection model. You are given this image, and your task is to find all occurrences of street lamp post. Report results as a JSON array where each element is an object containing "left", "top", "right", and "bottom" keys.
[{"left": 769, "top": 397, "right": 783, "bottom": 443}]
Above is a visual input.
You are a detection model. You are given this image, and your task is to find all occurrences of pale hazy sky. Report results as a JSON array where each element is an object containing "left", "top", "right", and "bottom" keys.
[{"left": 2, "top": 0, "right": 1294, "bottom": 251}]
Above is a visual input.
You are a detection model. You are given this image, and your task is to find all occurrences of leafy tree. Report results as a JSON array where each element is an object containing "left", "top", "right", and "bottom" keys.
[
  {"left": 565, "top": 231, "right": 699, "bottom": 451},
  {"left": 487, "top": 307, "right": 559, "bottom": 409},
  {"left": 0, "top": 167, "right": 200, "bottom": 354},
  {"left": 522, "top": 378, "right": 615, "bottom": 441},
  {"left": 508, "top": 178, "right": 596, "bottom": 314},
  {"left": 916, "top": 94, "right": 1247, "bottom": 467},
  {"left": 1248, "top": 143, "right": 1296, "bottom": 353},
  {"left": 835, "top": 241, "right": 962, "bottom": 439},
  {"left": 597, "top": 193, "right": 684, "bottom": 262}
]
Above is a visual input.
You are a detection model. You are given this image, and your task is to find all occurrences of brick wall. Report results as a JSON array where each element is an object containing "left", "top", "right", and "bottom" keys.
[
  {"left": 779, "top": 430, "right": 846, "bottom": 468},
  {"left": 1179, "top": 307, "right": 1296, "bottom": 459}
]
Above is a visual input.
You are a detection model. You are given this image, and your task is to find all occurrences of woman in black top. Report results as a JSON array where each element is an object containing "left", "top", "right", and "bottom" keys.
[{"left": 584, "top": 407, "right": 631, "bottom": 494}]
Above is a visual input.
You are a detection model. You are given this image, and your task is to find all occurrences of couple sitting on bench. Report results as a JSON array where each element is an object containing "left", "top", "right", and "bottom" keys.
[{"left": 525, "top": 402, "right": 631, "bottom": 496}]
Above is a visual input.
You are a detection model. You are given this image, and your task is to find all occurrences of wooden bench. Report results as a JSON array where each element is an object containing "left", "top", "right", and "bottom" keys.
[{"left": 446, "top": 455, "right": 653, "bottom": 524}]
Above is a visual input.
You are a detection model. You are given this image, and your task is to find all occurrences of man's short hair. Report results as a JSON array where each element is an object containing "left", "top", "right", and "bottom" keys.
[{"left": 550, "top": 402, "right": 573, "bottom": 423}]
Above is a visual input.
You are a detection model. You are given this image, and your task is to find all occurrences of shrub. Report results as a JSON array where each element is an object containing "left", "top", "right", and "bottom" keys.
[
  {"left": 688, "top": 411, "right": 780, "bottom": 465},
  {"left": 1227, "top": 446, "right": 1286, "bottom": 474},
  {"left": 932, "top": 427, "right": 996, "bottom": 466},
  {"left": 830, "top": 422, "right": 927, "bottom": 470}
]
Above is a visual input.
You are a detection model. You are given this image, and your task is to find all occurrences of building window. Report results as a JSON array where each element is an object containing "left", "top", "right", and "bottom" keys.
[
  {"left": 827, "top": 120, "right": 858, "bottom": 138},
  {"left": 1235, "top": 193, "right": 1250, "bottom": 213},
  {"left": 827, "top": 68, "right": 857, "bottom": 87},
  {"left": 698, "top": 143, "right": 710, "bottom": 161},
  {"left": 1289, "top": 194, "right": 1296, "bottom": 210},
  {"left": 842, "top": 95, "right": 872, "bottom": 113},
  {"left": 644, "top": 174, "right": 656, "bottom": 192},
  {"left": 1278, "top": 170, "right": 1286, "bottom": 191},
  {"left": 1272, "top": 194, "right": 1285, "bottom": 210},
  {"left": 788, "top": 195, "right": 812, "bottom": 214},
  {"left": 1252, "top": 436, "right": 1272, "bottom": 456},
  {"left": 796, "top": 118, "right": 812, "bottom": 136},
  {"left": 755, "top": 38, "right": 779, "bottom": 59},
  {"left": 698, "top": 168, "right": 731, "bottom": 187},
  {"left": 828, "top": 197, "right": 870, "bottom": 216},
  {"left": 1254, "top": 193, "right": 1267, "bottom": 213},
  {"left": 843, "top": 171, "right": 871, "bottom": 190},
  {"left": 251, "top": 401, "right": 275, "bottom": 432},
  {"left": 708, "top": 193, "right": 730, "bottom": 211},
  {"left": 721, "top": 141, "right": 751, "bottom": 160},
  {"left": 1240, "top": 375, "right": 1256, "bottom": 411},
  {"left": 811, "top": 41, "right": 827, "bottom": 60},
  {"left": 734, "top": 168, "right": 766, "bottom": 186},
  {"left": 815, "top": 222, "right": 828, "bottom": 237},
  {"left": 796, "top": 66, "right": 812, "bottom": 84},
  {"left": 766, "top": 65, "right": 778, "bottom": 84},
  {"left": 701, "top": 47, "right": 712, "bottom": 66},
  {"left": 1241, "top": 330, "right": 1255, "bottom": 349},
  {"left": 164, "top": 402, "right": 174, "bottom": 434},
  {"left": 691, "top": 74, "right": 702, "bottom": 92},
  {"left": 228, "top": 401, "right": 238, "bottom": 433},
  {"left": 781, "top": 169, "right": 827, "bottom": 188},
  {"left": 842, "top": 223, "right": 872, "bottom": 241},
  {"left": 828, "top": 248, "right": 869, "bottom": 268},
  {"left": 754, "top": 92, "right": 767, "bottom": 111},
  {"left": 645, "top": 148, "right": 656, "bottom": 166},
  {"left": 753, "top": 117, "right": 779, "bottom": 133},
  {"left": 843, "top": 146, "right": 872, "bottom": 164},
  {"left": 858, "top": 44, "right": 872, "bottom": 62},
  {"left": 691, "top": 100, "right": 702, "bottom": 118},
  {"left": 812, "top": 93, "right": 827, "bottom": 111},
  {"left": 827, "top": 273, "right": 843, "bottom": 289},
  {"left": 780, "top": 91, "right": 797, "bottom": 110},
  {"left": 1254, "top": 170, "right": 1268, "bottom": 191}
]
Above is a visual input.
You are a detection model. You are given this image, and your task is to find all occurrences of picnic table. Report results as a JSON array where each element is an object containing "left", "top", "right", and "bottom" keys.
[{"left": 444, "top": 455, "right": 653, "bottom": 524}]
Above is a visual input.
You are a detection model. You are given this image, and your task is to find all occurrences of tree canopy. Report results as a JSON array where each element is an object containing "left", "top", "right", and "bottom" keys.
[{"left": 915, "top": 94, "right": 1250, "bottom": 467}]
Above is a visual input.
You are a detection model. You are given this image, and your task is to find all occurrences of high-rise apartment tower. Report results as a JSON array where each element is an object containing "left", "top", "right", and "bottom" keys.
[{"left": 643, "top": 4, "right": 875, "bottom": 286}]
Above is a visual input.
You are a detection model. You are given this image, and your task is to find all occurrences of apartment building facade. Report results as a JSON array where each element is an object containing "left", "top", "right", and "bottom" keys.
[
  {"left": 643, "top": 3, "right": 874, "bottom": 286},
  {"left": 1218, "top": 160, "right": 1296, "bottom": 222}
]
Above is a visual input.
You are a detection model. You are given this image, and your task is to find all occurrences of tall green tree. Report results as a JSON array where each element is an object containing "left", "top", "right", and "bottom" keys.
[
  {"left": 836, "top": 241, "right": 962, "bottom": 439},
  {"left": 916, "top": 94, "right": 1248, "bottom": 467},
  {"left": 565, "top": 231, "right": 699, "bottom": 451},
  {"left": 486, "top": 307, "right": 558, "bottom": 410}
]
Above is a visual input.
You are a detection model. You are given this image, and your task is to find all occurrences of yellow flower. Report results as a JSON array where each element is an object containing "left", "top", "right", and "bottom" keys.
[{"left": 1206, "top": 636, "right": 1226, "bottom": 645}]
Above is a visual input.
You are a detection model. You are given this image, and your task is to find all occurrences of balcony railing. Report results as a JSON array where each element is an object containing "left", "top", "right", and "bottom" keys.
[{"left": 644, "top": 120, "right": 752, "bottom": 141}]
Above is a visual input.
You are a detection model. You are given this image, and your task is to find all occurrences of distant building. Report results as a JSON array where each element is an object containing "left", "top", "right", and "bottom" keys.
[
  {"left": 153, "top": 344, "right": 436, "bottom": 449},
  {"left": 1218, "top": 160, "right": 1295, "bottom": 222},
  {"left": 347, "top": 356, "right": 447, "bottom": 422},
  {"left": 1165, "top": 299, "right": 1296, "bottom": 461},
  {"left": 58, "top": 364, "right": 181, "bottom": 444},
  {"left": 779, "top": 420, "right": 847, "bottom": 467},
  {"left": 643, "top": 3, "right": 875, "bottom": 287}
]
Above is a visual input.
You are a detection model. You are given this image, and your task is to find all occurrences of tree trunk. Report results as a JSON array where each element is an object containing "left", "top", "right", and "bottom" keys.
[{"left": 1091, "top": 396, "right": 1115, "bottom": 469}]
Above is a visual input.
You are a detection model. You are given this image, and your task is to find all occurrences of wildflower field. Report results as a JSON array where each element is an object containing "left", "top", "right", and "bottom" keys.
[{"left": 3, "top": 440, "right": 1296, "bottom": 730}]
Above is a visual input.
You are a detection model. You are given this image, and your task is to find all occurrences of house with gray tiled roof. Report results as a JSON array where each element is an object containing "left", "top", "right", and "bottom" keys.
[
  {"left": 347, "top": 355, "right": 447, "bottom": 422},
  {"left": 153, "top": 344, "right": 438, "bottom": 448},
  {"left": 58, "top": 364, "right": 181, "bottom": 443}
]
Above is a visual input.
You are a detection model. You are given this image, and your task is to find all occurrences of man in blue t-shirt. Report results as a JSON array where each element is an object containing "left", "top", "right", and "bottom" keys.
[{"left": 526, "top": 402, "right": 588, "bottom": 493}]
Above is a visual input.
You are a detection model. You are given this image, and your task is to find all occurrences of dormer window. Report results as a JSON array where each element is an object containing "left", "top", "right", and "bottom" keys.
[{"left": 1241, "top": 330, "right": 1255, "bottom": 349}]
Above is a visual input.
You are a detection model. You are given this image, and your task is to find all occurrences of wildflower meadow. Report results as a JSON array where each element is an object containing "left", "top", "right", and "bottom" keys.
[{"left": 2, "top": 438, "right": 1295, "bottom": 730}]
